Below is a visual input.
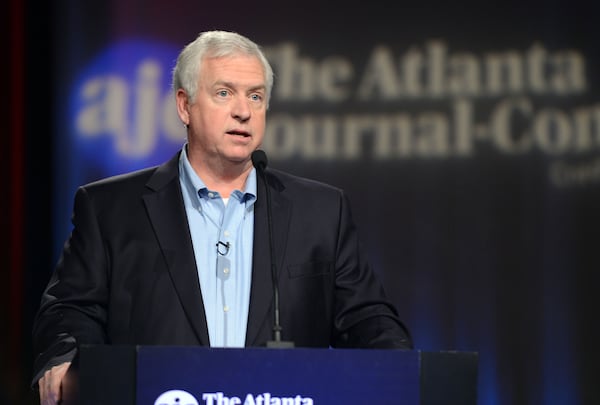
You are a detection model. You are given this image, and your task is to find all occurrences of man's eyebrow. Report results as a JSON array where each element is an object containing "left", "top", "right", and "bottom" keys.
[
  {"left": 248, "top": 84, "right": 266, "bottom": 93},
  {"left": 214, "top": 80, "right": 266, "bottom": 92}
]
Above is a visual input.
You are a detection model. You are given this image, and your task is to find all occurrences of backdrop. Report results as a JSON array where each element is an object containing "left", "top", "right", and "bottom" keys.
[{"left": 5, "top": 0, "right": 600, "bottom": 404}]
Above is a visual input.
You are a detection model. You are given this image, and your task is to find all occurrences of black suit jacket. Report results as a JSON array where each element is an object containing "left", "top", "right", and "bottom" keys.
[{"left": 32, "top": 151, "right": 411, "bottom": 382}]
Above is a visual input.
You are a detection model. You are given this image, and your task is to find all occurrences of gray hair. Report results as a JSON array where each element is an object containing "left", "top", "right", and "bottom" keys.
[{"left": 172, "top": 31, "right": 274, "bottom": 107}]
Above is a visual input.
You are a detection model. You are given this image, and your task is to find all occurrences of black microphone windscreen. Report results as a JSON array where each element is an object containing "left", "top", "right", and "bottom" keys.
[{"left": 251, "top": 150, "right": 268, "bottom": 170}]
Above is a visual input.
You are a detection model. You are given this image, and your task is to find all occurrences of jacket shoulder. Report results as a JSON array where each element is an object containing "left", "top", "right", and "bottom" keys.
[
  {"left": 81, "top": 166, "right": 159, "bottom": 196},
  {"left": 268, "top": 168, "right": 343, "bottom": 197},
  {"left": 80, "top": 150, "right": 181, "bottom": 196}
]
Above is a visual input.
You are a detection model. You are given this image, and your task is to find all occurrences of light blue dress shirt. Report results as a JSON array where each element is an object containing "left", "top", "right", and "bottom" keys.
[{"left": 179, "top": 146, "right": 256, "bottom": 347}]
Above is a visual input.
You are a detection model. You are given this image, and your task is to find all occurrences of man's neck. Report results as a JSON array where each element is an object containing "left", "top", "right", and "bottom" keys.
[{"left": 188, "top": 153, "right": 252, "bottom": 198}]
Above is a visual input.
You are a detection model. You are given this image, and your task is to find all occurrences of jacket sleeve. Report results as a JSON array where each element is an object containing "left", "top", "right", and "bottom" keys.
[
  {"left": 331, "top": 191, "right": 413, "bottom": 349},
  {"left": 31, "top": 186, "right": 109, "bottom": 385}
]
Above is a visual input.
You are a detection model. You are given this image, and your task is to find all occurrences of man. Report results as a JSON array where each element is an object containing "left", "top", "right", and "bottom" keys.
[{"left": 33, "top": 31, "right": 412, "bottom": 404}]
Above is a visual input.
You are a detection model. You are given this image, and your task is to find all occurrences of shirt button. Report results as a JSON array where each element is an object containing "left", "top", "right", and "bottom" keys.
[
  {"left": 223, "top": 306, "right": 230, "bottom": 312},
  {"left": 223, "top": 268, "right": 230, "bottom": 274},
  {"left": 224, "top": 230, "right": 230, "bottom": 237},
  {"left": 208, "top": 192, "right": 214, "bottom": 198}
]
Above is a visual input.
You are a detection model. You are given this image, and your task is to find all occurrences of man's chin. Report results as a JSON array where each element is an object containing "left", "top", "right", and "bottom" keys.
[
  {"left": 222, "top": 153, "right": 254, "bottom": 166},
  {"left": 225, "top": 147, "right": 258, "bottom": 162}
]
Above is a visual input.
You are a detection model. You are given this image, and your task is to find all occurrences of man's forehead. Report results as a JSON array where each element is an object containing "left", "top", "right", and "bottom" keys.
[
  {"left": 201, "top": 55, "right": 266, "bottom": 86},
  {"left": 202, "top": 54, "right": 263, "bottom": 70}
]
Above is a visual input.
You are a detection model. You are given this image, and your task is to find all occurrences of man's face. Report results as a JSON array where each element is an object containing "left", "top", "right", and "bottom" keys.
[{"left": 179, "top": 54, "right": 267, "bottom": 166}]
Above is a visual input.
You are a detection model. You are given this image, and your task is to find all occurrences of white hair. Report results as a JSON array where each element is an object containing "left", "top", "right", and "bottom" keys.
[{"left": 172, "top": 30, "right": 274, "bottom": 107}]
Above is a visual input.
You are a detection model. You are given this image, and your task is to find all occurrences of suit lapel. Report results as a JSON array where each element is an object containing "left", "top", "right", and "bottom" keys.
[
  {"left": 246, "top": 169, "right": 291, "bottom": 345},
  {"left": 142, "top": 153, "right": 210, "bottom": 346}
]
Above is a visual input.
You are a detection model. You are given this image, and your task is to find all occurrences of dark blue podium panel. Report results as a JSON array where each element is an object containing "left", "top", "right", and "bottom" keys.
[{"left": 136, "top": 347, "right": 419, "bottom": 405}]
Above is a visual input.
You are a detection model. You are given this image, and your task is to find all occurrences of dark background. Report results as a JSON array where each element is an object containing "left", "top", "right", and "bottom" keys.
[{"left": 4, "top": 0, "right": 600, "bottom": 404}]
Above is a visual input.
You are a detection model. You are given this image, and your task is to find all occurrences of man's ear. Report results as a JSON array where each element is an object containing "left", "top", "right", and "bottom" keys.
[{"left": 175, "top": 89, "right": 190, "bottom": 126}]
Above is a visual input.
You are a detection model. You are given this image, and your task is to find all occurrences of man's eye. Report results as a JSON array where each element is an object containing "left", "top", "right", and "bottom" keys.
[
  {"left": 250, "top": 94, "right": 262, "bottom": 101},
  {"left": 217, "top": 90, "right": 229, "bottom": 97}
]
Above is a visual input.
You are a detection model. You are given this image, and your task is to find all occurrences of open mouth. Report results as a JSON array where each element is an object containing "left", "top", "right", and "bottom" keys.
[{"left": 226, "top": 130, "right": 251, "bottom": 137}]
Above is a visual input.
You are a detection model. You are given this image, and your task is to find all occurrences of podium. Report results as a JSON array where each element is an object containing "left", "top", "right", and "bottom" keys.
[{"left": 63, "top": 345, "right": 477, "bottom": 405}]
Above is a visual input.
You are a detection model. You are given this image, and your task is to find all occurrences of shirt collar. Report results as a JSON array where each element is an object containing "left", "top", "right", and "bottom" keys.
[{"left": 179, "top": 144, "right": 257, "bottom": 205}]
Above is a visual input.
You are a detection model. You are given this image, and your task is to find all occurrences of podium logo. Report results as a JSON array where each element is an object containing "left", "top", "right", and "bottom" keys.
[
  {"left": 202, "top": 392, "right": 314, "bottom": 405},
  {"left": 155, "top": 389, "right": 200, "bottom": 405},
  {"left": 155, "top": 391, "right": 314, "bottom": 405}
]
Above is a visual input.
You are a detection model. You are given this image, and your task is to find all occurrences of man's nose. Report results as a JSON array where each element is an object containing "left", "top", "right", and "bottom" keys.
[{"left": 231, "top": 96, "right": 251, "bottom": 121}]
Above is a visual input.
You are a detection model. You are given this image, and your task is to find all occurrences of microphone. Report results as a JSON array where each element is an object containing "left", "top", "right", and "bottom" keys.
[
  {"left": 251, "top": 149, "right": 268, "bottom": 172},
  {"left": 251, "top": 150, "right": 294, "bottom": 348},
  {"left": 216, "top": 241, "right": 230, "bottom": 256}
]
